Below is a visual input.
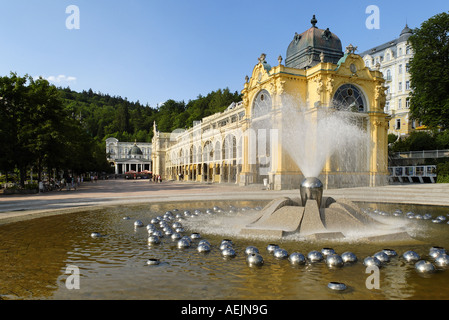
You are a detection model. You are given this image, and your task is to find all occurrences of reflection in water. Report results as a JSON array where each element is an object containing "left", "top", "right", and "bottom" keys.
[{"left": 0, "top": 201, "right": 449, "bottom": 300}]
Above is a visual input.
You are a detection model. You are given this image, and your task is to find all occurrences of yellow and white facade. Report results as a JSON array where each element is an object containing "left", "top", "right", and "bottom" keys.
[{"left": 152, "top": 17, "right": 389, "bottom": 190}]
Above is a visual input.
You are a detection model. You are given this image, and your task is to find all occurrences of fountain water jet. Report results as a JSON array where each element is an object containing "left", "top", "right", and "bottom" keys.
[{"left": 241, "top": 96, "right": 414, "bottom": 242}]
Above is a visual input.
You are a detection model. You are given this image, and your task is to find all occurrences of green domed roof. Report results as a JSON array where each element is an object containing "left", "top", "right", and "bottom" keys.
[
  {"left": 286, "top": 15, "right": 344, "bottom": 69},
  {"left": 129, "top": 142, "right": 143, "bottom": 155}
]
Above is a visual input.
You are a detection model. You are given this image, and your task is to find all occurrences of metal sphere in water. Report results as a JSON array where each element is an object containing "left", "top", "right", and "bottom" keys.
[
  {"left": 172, "top": 222, "right": 183, "bottom": 229},
  {"left": 403, "top": 250, "right": 421, "bottom": 262},
  {"left": 327, "top": 282, "right": 347, "bottom": 291},
  {"left": 198, "top": 239, "right": 211, "bottom": 247},
  {"left": 363, "top": 256, "right": 382, "bottom": 267},
  {"left": 321, "top": 248, "right": 336, "bottom": 257},
  {"left": 247, "top": 253, "right": 264, "bottom": 266},
  {"left": 148, "top": 235, "right": 161, "bottom": 244},
  {"left": 307, "top": 250, "right": 324, "bottom": 263},
  {"left": 134, "top": 220, "right": 144, "bottom": 228},
  {"left": 288, "top": 252, "right": 306, "bottom": 265},
  {"left": 415, "top": 260, "right": 435, "bottom": 273},
  {"left": 435, "top": 254, "right": 449, "bottom": 267},
  {"left": 151, "top": 230, "right": 164, "bottom": 238},
  {"left": 429, "top": 246, "right": 446, "bottom": 259},
  {"left": 91, "top": 232, "right": 102, "bottom": 238},
  {"left": 171, "top": 232, "right": 182, "bottom": 240},
  {"left": 266, "top": 244, "right": 279, "bottom": 254},
  {"left": 245, "top": 246, "right": 259, "bottom": 256},
  {"left": 341, "top": 252, "right": 358, "bottom": 263},
  {"left": 221, "top": 247, "right": 236, "bottom": 258},
  {"left": 197, "top": 243, "right": 211, "bottom": 253},
  {"left": 273, "top": 248, "right": 288, "bottom": 259},
  {"left": 146, "top": 223, "right": 157, "bottom": 231},
  {"left": 220, "top": 242, "right": 233, "bottom": 251},
  {"left": 382, "top": 248, "right": 397, "bottom": 257},
  {"left": 373, "top": 251, "right": 390, "bottom": 263},
  {"left": 191, "top": 232, "right": 201, "bottom": 240},
  {"left": 326, "top": 254, "right": 344, "bottom": 268},
  {"left": 177, "top": 238, "right": 191, "bottom": 249},
  {"left": 146, "top": 258, "right": 160, "bottom": 266}
]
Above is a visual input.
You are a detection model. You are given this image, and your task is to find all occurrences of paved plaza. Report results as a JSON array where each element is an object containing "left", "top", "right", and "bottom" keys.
[{"left": 0, "top": 179, "right": 448, "bottom": 225}]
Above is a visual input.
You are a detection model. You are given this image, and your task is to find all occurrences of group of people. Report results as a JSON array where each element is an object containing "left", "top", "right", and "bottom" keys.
[{"left": 151, "top": 174, "right": 162, "bottom": 183}]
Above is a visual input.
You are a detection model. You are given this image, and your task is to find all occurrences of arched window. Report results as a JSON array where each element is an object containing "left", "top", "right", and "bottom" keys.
[
  {"left": 252, "top": 90, "right": 272, "bottom": 119},
  {"left": 332, "top": 84, "right": 368, "bottom": 112}
]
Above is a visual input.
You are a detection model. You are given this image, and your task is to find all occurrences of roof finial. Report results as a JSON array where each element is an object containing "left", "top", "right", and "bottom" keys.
[{"left": 311, "top": 15, "right": 317, "bottom": 28}]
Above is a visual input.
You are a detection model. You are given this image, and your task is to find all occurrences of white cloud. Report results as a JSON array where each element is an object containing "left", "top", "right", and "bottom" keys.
[{"left": 46, "top": 75, "right": 77, "bottom": 84}]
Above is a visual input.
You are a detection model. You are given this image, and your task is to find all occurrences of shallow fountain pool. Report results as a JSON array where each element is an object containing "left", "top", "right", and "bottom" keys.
[{"left": 1, "top": 200, "right": 449, "bottom": 300}]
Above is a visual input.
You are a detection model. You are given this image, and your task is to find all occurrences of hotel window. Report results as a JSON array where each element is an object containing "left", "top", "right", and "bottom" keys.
[
  {"left": 386, "top": 69, "right": 392, "bottom": 81},
  {"left": 385, "top": 101, "right": 390, "bottom": 112},
  {"left": 406, "top": 63, "right": 410, "bottom": 73},
  {"left": 399, "top": 82, "right": 402, "bottom": 91},
  {"left": 399, "top": 64, "right": 402, "bottom": 74},
  {"left": 399, "top": 48, "right": 403, "bottom": 56},
  {"left": 398, "top": 99, "right": 402, "bottom": 109},
  {"left": 406, "top": 81, "right": 410, "bottom": 90},
  {"left": 396, "top": 119, "right": 401, "bottom": 130},
  {"left": 406, "top": 98, "right": 410, "bottom": 108},
  {"left": 386, "top": 53, "right": 391, "bottom": 61}
]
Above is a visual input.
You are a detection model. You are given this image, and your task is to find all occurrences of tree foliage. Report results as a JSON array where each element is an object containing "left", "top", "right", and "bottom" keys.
[
  {"left": 408, "top": 11, "right": 449, "bottom": 130},
  {"left": 1, "top": 71, "right": 242, "bottom": 184}
]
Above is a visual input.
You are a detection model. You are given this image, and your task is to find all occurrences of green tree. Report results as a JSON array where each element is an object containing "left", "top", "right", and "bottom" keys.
[{"left": 408, "top": 12, "right": 449, "bottom": 130}]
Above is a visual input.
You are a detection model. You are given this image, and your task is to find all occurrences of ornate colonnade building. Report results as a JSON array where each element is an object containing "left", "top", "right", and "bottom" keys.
[{"left": 152, "top": 16, "right": 389, "bottom": 190}]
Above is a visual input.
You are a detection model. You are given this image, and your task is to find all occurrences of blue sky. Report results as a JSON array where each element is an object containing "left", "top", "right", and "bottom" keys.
[{"left": 0, "top": 0, "right": 447, "bottom": 108}]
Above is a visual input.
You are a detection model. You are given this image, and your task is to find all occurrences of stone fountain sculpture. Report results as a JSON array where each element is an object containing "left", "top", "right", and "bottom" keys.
[{"left": 241, "top": 177, "right": 414, "bottom": 242}]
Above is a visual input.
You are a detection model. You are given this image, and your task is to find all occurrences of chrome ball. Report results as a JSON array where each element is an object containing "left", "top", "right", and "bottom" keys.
[
  {"left": 326, "top": 254, "right": 344, "bottom": 267},
  {"left": 266, "top": 244, "right": 279, "bottom": 254},
  {"left": 382, "top": 248, "right": 397, "bottom": 257},
  {"left": 307, "top": 250, "right": 324, "bottom": 262},
  {"left": 194, "top": 209, "right": 202, "bottom": 215},
  {"left": 181, "top": 236, "right": 192, "bottom": 243},
  {"left": 191, "top": 232, "right": 201, "bottom": 240},
  {"left": 206, "top": 209, "right": 214, "bottom": 214},
  {"left": 197, "top": 243, "right": 211, "bottom": 253},
  {"left": 172, "top": 222, "right": 182, "bottom": 229},
  {"left": 219, "top": 242, "right": 233, "bottom": 251},
  {"left": 146, "top": 258, "right": 160, "bottom": 266},
  {"left": 435, "top": 254, "right": 449, "bottom": 267},
  {"left": 423, "top": 213, "right": 432, "bottom": 220},
  {"left": 148, "top": 235, "right": 160, "bottom": 244},
  {"left": 245, "top": 246, "right": 259, "bottom": 255},
  {"left": 327, "top": 282, "right": 347, "bottom": 291},
  {"left": 288, "top": 252, "right": 306, "bottom": 265},
  {"left": 247, "top": 253, "right": 264, "bottom": 266},
  {"left": 273, "top": 248, "right": 288, "bottom": 259},
  {"left": 415, "top": 260, "right": 435, "bottom": 273},
  {"left": 177, "top": 238, "right": 191, "bottom": 248},
  {"left": 373, "top": 251, "right": 390, "bottom": 263},
  {"left": 175, "top": 227, "right": 185, "bottom": 233},
  {"left": 429, "top": 246, "right": 446, "bottom": 259},
  {"left": 164, "top": 228, "right": 174, "bottom": 236},
  {"left": 221, "top": 239, "right": 234, "bottom": 246},
  {"left": 363, "top": 256, "right": 382, "bottom": 267},
  {"left": 221, "top": 247, "right": 236, "bottom": 258},
  {"left": 150, "top": 218, "right": 159, "bottom": 224},
  {"left": 432, "top": 219, "right": 443, "bottom": 224},
  {"left": 171, "top": 232, "right": 182, "bottom": 240},
  {"left": 198, "top": 239, "right": 211, "bottom": 246},
  {"left": 321, "top": 248, "right": 336, "bottom": 257},
  {"left": 151, "top": 230, "right": 164, "bottom": 237},
  {"left": 341, "top": 252, "right": 358, "bottom": 263},
  {"left": 134, "top": 220, "right": 144, "bottom": 227},
  {"left": 146, "top": 223, "right": 157, "bottom": 231},
  {"left": 403, "top": 250, "right": 421, "bottom": 262},
  {"left": 437, "top": 215, "right": 447, "bottom": 221},
  {"left": 90, "top": 232, "right": 102, "bottom": 238},
  {"left": 122, "top": 216, "right": 130, "bottom": 220}
]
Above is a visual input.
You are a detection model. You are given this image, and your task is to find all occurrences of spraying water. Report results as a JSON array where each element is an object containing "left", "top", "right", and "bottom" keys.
[{"left": 278, "top": 94, "right": 370, "bottom": 179}]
